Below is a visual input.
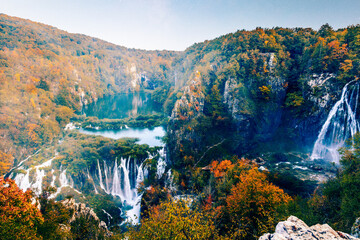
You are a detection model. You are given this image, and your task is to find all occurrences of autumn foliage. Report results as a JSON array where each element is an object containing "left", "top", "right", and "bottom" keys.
[
  {"left": 127, "top": 200, "right": 218, "bottom": 240},
  {"left": 0, "top": 177, "right": 44, "bottom": 240},
  {"left": 0, "top": 151, "right": 13, "bottom": 176},
  {"left": 210, "top": 159, "right": 291, "bottom": 239},
  {"left": 225, "top": 167, "right": 291, "bottom": 238}
]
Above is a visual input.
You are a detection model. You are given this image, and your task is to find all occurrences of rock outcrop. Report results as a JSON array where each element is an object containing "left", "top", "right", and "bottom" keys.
[
  {"left": 62, "top": 198, "right": 112, "bottom": 238},
  {"left": 259, "top": 216, "right": 358, "bottom": 240},
  {"left": 352, "top": 217, "right": 360, "bottom": 238}
]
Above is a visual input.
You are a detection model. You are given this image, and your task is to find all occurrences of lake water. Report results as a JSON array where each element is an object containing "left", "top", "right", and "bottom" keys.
[
  {"left": 80, "top": 92, "right": 165, "bottom": 147},
  {"left": 82, "top": 92, "right": 161, "bottom": 119},
  {"left": 79, "top": 126, "right": 165, "bottom": 147}
]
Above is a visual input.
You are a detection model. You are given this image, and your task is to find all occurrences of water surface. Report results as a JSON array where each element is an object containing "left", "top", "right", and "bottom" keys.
[
  {"left": 79, "top": 126, "right": 165, "bottom": 147},
  {"left": 82, "top": 92, "right": 161, "bottom": 119}
]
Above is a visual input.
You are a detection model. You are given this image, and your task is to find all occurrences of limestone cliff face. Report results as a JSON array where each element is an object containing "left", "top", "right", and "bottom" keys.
[
  {"left": 171, "top": 72, "right": 205, "bottom": 121},
  {"left": 126, "top": 63, "right": 155, "bottom": 91},
  {"left": 285, "top": 73, "right": 341, "bottom": 147},
  {"left": 260, "top": 216, "right": 358, "bottom": 240},
  {"left": 223, "top": 53, "right": 286, "bottom": 144},
  {"left": 167, "top": 72, "right": 205, "bottom": 161}
]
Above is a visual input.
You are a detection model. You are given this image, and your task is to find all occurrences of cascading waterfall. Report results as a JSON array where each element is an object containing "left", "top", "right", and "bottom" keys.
[
  {"left": 14, "top": 155, "right": 55, "bottom": 195},
  {"left": 156, "top": 148, "right": 167, "bottom": 178},
  {"left": 12, "top": 147, "right": 167, "bottom": 225},
  {"left": 311, "top": 80, "right": 360, "bottom": 163},
  {"left": 96, "top": 156, "right": 149, "bottom": 223},
  {"left": 12, "top": 154, "right": 80, "bottom": 198}
]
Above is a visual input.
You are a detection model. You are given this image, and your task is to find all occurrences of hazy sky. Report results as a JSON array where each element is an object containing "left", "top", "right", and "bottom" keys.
[{"left": 1, "top": 0, "right": 360, "bottom": 51}]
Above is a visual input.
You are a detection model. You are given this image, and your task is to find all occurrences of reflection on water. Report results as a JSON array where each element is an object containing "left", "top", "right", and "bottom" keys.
[
  {"left": 79, "top": 126, "right": 165, "bottom": 147},
  {"left": 82, "top": 92, "right": 161, "bottom": 119}
]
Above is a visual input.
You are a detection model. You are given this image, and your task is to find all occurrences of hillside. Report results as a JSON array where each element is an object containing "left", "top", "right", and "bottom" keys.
[
  {"left": 167, "top": 24, "right": 360, "bottom": 169},
  {"left": 0, "top": 14, "right": 177, "bottom": 173},
  {"left": 1, "top": 13, "right": 360, "bottom": 239}
]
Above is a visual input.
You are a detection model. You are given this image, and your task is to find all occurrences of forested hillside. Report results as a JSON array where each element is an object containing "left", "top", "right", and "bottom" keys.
[
  {"left": 167, "top": 24, "right": 360, "bottom": 170},
  {"left": 1, "top": 12, "right": 360, "bottom": 240},
  {"left": 0, "top": 14, "right": 177, "bottom": 174}
]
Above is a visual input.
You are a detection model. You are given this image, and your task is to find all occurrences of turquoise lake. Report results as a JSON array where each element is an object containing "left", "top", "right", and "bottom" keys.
[{"left": 80, "top": 92, "right": 165, "bottom": 146}]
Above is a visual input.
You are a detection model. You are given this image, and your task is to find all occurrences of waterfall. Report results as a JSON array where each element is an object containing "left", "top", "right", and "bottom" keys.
[
  {"left": 14, "top": 155, "right": 55, "bottom": 195},
  {"left": 13, "top": 147, "right": 166, "bottom": 225},
  {"left": 156, "top": 148, "right": 167, "bottom": 178},
  {"left": 311, "top": 80, "right": 360, "bottom": 163},
  {"left": 96, "top": 156, "right": 149, "bottom": 223}
]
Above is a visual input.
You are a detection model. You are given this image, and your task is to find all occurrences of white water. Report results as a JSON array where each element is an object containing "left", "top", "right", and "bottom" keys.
[
  {"left": 79, "top": 126, "right": 165, "bottom": 147},
  {"left": 13, "top": 147, "right": 166, "bottom": 225},
  {"left": 14, "top": 155, "right": 56, "bottom": 195},
  {"left": 311, "top": 80, "right": 360, "bottom": 163},
  {"left": 13, "top": 152, "right": 82, "bottom": 199},
  {"left": 96, "top": 157, "right": 147, "bottom": 223},
  {"left": 156, "top": 148, "right": 167, "bottom": 178}
]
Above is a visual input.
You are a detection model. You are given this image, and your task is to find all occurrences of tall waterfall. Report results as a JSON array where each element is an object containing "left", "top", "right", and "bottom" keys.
[
  {"left": 311, "top": 80, "right": 360, "bottom": 163},
  {"left": 96, "top": 157, "right": 145, "bottom": 223}
]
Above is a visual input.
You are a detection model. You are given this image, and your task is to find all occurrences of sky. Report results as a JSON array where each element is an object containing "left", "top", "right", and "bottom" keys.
[{"left": 0, "top": 0, "right": 360, "bottom": 51}]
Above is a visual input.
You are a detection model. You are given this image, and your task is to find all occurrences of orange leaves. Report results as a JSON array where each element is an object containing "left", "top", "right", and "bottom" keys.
[
  {"left": 26, "top": 83, "right": 38, "bottom": 94},
  {"left": 26, "top": 123, "right": 40, "bottom": 145},
  {"left": 226, "top": 166, "right": 291, "bottom": 237},
  {"left": 210, "top": 160, "right": 234, "bottom": 178},
  {"left": 0, "top": 177, "right": 43, "bottom": 239},
  {"left": 340, "top": 59, "right": 353, "bottom": 73},
  {"left": 0, "top": 151, "right": 13, "bottom": 176},
  {"left": 0, "top": 150, "right": 14, "bottom": 176},
  {"left": 209, "top": 158, "right": 291, "bottom": 239}
]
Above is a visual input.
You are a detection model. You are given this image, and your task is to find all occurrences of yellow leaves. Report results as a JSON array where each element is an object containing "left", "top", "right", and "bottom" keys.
[
  {"left": 127, "top": 200, "right": 217, "bottom": 240},
  {"left": 30, "top": 98, "right": 36, "bottom": 108},
  {"left": 259, "top": 85, "right": 271, "bottom": 95},
  {"left": 340, "top": 59, "right": 353, "bottom": 73},
  {"left": 30, "top": 76, "right": 40, "bottom": 82},
  {"left": 259, "top": 85, "right": 272, "bottom": 100},
  {"left": 14, "top": 73, "right": 21, "bottom": 82},
  {"left": 0, "top": 151, "right": 13, "bottom": 176}
]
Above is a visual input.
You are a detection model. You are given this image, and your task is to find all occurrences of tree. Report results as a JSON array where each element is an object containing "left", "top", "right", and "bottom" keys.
[
  {"left": 37, "top": 187, "right": 73, "bottom": 239},
  {"left": 0, "top": 177, "right": 44, "bottom": 240},
  {"left": 127, "top": 200, "right": 218, "bottom": 240},
  {"left": 210, "top": 159, "right": 291, "bottom": 239},
  {"left": 226, "top": 167, "right": 291, "bottom": 239},
  {"left": 306, "top": 133, "right": 360, "bottom": 232},
  {"left": 338, "top": 133, "right": 360, "bottom": 230},
  {"left": 0, "top": 151, "right": 13, "bottom": 176}
]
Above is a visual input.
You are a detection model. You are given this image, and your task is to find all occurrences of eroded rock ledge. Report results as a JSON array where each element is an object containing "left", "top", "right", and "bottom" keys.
[{"left": 259, "top": 216, "right": 358, "bottom": 240}]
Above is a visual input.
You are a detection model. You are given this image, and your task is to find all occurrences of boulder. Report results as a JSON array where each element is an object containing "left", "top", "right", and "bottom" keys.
[{"left": 259, "top": 216, "right": 358, "bottom": 240}]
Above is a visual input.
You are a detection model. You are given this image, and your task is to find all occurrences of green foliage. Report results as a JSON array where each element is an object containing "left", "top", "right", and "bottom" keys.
[
  {"left": 285, "top": 92, "right": 304, "bottom": 108},
  {"left": 286, "top": 133, "right": 360, "bottom": 233},
  {"left": 37, "top": 187, "right": 74, "bottom": 239}
]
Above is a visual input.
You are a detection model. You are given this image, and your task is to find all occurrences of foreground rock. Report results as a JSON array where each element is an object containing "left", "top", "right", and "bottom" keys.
[{"left": 259, "top": 216, "right": 358, "bottom": 240}]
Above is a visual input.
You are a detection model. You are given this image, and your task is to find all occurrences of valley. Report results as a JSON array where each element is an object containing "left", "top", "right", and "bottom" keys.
[{"left": 1, "top": 13, "right": 360, "bottom": 239}]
